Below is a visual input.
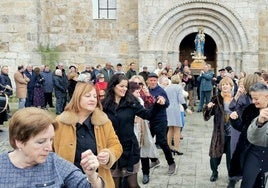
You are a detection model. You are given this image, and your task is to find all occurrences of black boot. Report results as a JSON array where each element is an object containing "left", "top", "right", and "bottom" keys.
[{"left": 227, "top": 179, "right": 237, "bottom": 188}]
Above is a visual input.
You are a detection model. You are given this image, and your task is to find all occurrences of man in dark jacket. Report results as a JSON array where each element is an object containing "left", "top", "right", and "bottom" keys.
[
  {"left": 140, "top": 73, "right": 176, "bottom": 184},
  {"left": 125, "top": 62, "right": 137, "bottom": 79},
  {"left": 53, "top": 69, "right": 67, "bottom": 114},
  {"left": 99, "top": 62, "right": 114, "bottom": 82},
  {"left": 139, "top": 66, "right": 150, "bottom": 81},
  {"left": 24, "top": 64, "right": 36, "bottom": 107},
  {"left": 41, "top": 65, "right": 54, "bottom": 108}
]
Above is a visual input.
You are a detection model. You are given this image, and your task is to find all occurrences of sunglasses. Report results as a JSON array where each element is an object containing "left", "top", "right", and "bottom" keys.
[{"left": 135, "top": 82, "right": 144, "bottom": 86}]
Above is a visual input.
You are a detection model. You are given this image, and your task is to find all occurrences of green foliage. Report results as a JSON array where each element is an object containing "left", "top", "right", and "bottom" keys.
[{"left": 37, "top": 45, "right": 61, "bottom": 68}]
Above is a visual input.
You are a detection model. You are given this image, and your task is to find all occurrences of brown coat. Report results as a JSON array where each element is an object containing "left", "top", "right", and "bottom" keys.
[
  {"left": 13, "top": 71, "right": 29, "bottom": 98},
  {"left": 203, "top": 94, "right": 225, "bottom": 158},
  {"left": 53, "top": 108, "right": 122, "bottom": 188}
]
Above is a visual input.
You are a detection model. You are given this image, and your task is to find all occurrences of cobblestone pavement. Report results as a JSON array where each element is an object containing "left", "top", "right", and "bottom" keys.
[{"left": 0, "top": 104, "right": 241, "bottom": 187}]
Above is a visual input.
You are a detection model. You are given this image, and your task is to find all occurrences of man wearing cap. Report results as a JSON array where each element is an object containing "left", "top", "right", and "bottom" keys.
[
  {"left": 214, "top": 68, "right": 227, "bottom": 94},
  {"left": 144, "top": 73, "right": 176, "bottom": 178},
  {"left": 139, "top": 66, "right": 150, "bottom": 81},
  {"left": 225, "top": 66, "right": 233, "bottom": 73}
]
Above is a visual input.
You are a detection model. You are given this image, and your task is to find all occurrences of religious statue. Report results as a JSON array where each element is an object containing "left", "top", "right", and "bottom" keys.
[
  {"left": 194, "top": 27, "right": 205, "bottom": 57},
  {"left": 191, "top": 27, "right": 206, "bottom": 71}
]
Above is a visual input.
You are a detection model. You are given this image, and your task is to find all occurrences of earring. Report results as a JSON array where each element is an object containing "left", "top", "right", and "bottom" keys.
[{"left": 18, "top": 148, "right": 22, "bottom": 151}]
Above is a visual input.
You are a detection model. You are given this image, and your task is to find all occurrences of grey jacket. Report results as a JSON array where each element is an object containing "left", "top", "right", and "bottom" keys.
[{"left": 247, "top": 117, "right": 268, "bottom": 147}]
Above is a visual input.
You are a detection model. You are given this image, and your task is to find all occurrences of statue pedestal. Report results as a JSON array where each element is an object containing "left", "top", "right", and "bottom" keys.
[{"left": 190, "top": 57, "right": 206, "bottom": 75}]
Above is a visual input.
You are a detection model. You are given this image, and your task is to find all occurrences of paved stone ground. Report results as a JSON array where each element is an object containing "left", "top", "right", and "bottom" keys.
[{"left": 0, "top": 103, "right": 241, "bottom": 187}]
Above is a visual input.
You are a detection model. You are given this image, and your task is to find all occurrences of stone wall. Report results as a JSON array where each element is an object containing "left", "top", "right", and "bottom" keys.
[
  {"left": 1, "top": 0, "right": 268, "bottom": 80},
  {"left": 0, "top": 0, "right": 139, "bottom": 76},
  {"left": 259, "top": 9, "right": 268, "bottom": 71}
]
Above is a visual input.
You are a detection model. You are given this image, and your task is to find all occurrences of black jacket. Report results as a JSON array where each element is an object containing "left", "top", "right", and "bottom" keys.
[{"left": 103, "top": 97, "right": 156, "bottom": 171}]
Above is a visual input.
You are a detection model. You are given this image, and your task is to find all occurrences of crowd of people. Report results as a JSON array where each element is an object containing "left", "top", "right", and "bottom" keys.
[{"left": 0, "top": 60, "right": 267, "bottom": 187}]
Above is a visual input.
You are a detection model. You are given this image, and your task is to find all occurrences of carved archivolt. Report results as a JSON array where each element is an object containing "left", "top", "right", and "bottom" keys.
[{"left": 144, "top": 0, "right": 249, "bottom": 54}]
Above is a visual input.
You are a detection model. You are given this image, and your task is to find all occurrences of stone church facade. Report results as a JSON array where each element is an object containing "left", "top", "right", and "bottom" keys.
[{"left": 0, "top": 0, "right": 268, "bottom": 75}]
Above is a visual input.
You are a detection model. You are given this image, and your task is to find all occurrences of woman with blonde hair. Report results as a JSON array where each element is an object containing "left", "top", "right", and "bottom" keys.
[
  {"left": 53, "top": 81, "right": 122, "bottom": 187},
  {"left": 203, "top": 77, "right": 234, "bottom": 182},
  {"left": 165, "top": 74, "right": 191, "bottom": 156}
]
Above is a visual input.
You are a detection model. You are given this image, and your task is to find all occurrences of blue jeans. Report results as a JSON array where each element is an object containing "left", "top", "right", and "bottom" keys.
[
  {"left": 198, "top": 90, "right": 211, "bottom": 111},
  {"left": 18, "top": 98, "right": 26, "bottom": 109}
]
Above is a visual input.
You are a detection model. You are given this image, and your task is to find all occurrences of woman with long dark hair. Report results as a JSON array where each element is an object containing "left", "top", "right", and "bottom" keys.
[{"left": 102, "top": 74, "right": 164, "bottom": 188}]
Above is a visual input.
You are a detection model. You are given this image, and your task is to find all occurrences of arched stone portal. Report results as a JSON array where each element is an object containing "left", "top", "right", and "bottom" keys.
[{"left": 139, "top": 0, "right": 256, "bottom": 73}]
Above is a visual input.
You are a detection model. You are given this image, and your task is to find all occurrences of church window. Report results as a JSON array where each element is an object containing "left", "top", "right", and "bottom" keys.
[{"left": 92, "top": 0, "right": 117, "bottom": 19}]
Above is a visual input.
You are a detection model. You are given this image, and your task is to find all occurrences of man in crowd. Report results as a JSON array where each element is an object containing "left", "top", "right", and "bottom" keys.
[
  {"left": 14, "top": 65, "right": 29, "bottom": 109},
  {"left": 126, "top": 62, "right": 137, "bottom": 79},
  {"left": 141, "top": 73, "right": 176, "bottom": 184},
  {"left": 139, "top": 66, "right": 150, "bottom": 81},
  {"left": 24, "top": 64, "right": 36, "bottom": 107},
  {"left": 41, "top": 65, "right": 54, "bottom": 108},
  {"left": 197, "top": 64, "right": 213, "bottom": 112},
  {"left": 99, "top": 62, "right": 114, "bottom": 82},
  {"left": 114, "top": 63, "right": 125, "bottom": 74}
]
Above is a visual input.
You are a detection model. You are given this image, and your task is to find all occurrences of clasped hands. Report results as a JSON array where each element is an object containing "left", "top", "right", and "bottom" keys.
[
  {"left": 156, "top": 96, "right": 166, "bottom": 105},
  {"left": 81, "top": 149, "right": 109, "bottom": 176}
]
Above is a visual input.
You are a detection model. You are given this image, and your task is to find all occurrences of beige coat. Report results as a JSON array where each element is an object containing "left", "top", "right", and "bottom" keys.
[
  {"left": 53, "top": 108, "right": 123, "bottom": 188},
  {"left": 13, "top": 71, "right": 29, "bottom": 98}
]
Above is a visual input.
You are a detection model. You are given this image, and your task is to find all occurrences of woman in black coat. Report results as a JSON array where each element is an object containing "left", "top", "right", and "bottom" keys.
[
  {"left": 102, "top": 74, "right": 164, "bottom": 188},
  {"left": 229, "top": 82, "right": 268, "bottom": 188}
]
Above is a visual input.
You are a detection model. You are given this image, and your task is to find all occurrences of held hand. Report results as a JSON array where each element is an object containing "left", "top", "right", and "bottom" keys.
[
  {"left": 80, "top": 149, "right": 99, "bottom": 176},
  {"left": 186, "top": 108, "right": 192, "bottom": 114},
  {"left": 97, "top": 151, "right": 110, "bottom": 165},
  {"left": 230, "top": 111, "right": 238, "bottom": 120},
  {"left": 5, "top": 85, "right": 12, "bottom": 90},
  {"left": 207, "top": 102, "right": 215, "bottom": 108},
  {"left": 156, "top": 96, "right": 166, "bottom": 105},
  {"left": 258, "top": 108, "right": 268, "bottom": 123}
]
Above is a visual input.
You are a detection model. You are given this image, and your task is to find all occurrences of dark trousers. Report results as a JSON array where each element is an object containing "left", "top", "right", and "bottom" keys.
[
  {"left": 141, "top": 120, "right": 174, "bottom": 175},
  {"left": 198, "top": 90, "right": 211, "bottom": 111},
  {"left": 210, "top": 136, "right": 231, "bottom": 176},
  {"left": 141, "top": 157, "right": 150, "bottom": 175},
  {"left": 25, "top": 89, "right": 33, "bottom": 107},
  {"left": 55, "top": 95, "right": 66, "bottom": 114},
  {"left": 44, "top": 92, "right": 53, "bottom": 107},
  {"left": 241, "top": 145, "right": 268, "bottom": 188}
]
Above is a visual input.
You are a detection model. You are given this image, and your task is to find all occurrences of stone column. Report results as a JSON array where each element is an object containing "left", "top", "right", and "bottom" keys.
[{"left": 216, "top": 52, "right": 224, "bottom": 70}]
